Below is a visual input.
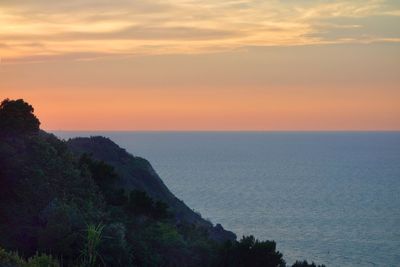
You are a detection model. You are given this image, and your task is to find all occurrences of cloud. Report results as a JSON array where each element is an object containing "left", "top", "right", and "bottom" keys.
[
  {"left": 0, "top": 0, "right": 399, "bottom": 62},
  {"left": 308, "top": 15, "right": 400, "bottom": 42},
  {"left": 0, "top": 26, "right": 241, "bottom": 41}
]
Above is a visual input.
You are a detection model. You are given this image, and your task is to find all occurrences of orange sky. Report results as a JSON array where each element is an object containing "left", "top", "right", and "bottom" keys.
[
  {"left": 1, "top": 0, "right": 400, "bottom": 130},
  {"left": 2, "top": 83, "right": 399, "bottom": 131}
]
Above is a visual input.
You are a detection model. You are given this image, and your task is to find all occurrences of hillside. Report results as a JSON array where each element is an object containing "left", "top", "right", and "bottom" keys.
[
  {"left": 66, "top": 136, "right": 235, "bottom": 241},
  {"left": 0, "top": 98, "right": 324, "bottom": 267}
]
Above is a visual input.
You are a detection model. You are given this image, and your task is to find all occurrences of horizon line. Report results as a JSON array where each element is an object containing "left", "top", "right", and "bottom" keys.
[{"left": 47, "top": 129, "right": 400, "bottom": 133}]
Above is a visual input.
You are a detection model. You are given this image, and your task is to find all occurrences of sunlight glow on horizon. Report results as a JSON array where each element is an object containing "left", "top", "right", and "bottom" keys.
[
  {"left": 3, "top": 84, "right": 400, "bottom": 131},
  {"left": 1, "top": 0, "right": 399, "bottom": 130}
]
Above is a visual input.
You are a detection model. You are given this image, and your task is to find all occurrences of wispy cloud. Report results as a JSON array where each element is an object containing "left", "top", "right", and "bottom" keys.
[{"left": 1, "top": 0, "right": 399, "bottom": 62}]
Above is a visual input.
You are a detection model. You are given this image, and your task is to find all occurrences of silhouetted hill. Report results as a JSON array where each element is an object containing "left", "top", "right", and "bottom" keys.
[
  {"left": 67, "top": 136, "right": 236, "bottom": 241},
  {"left": 0, "top": 98, "right": 324, "bottom": 267}
]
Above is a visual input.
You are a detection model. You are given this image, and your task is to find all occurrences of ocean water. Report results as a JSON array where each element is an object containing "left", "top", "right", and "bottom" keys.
[{"left": 55, "top": 131, "right": 400, "bottom": 267}]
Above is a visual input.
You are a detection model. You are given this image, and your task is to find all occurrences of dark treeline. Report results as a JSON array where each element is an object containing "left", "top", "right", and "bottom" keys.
[{"left": 0, "top": 98, "right": 325, "bottom": 267}]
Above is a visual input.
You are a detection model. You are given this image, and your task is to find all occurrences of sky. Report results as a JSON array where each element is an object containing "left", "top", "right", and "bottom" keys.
[{"left": 1, "top": 0, "right": 399, "bottom": 130}]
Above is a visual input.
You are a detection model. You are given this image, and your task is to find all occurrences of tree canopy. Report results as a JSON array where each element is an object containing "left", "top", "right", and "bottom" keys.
[{"left": 0, "top": 98, "right": 40, "bottom": 135}]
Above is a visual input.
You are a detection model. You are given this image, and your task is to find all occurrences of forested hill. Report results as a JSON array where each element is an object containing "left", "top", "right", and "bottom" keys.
[
  {"left": 66, "top": 136, "right": 235, "bottom": 241},
  {"left": 0, "top": 98, "right": 324, "bottom": 267}
]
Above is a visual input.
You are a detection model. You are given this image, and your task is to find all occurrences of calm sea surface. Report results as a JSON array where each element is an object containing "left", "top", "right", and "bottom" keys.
[{"left": 55, "top": 132, "right": 400, "bottom": 267}]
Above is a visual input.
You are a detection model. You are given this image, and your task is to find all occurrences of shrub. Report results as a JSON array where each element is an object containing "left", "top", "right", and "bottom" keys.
[
  {"left": 0, "top": 247, "right": 60, "bottom": 267},
  {"left": 0, "top": 248, "right": 24, "bottom": 267},
  {"left": 25, "top": 253, "right": 59, "bottom": 267}
]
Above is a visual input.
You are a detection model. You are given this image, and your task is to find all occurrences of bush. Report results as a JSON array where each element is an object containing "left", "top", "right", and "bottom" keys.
[
  {"left": 0, "top": 247, "right": 59, "bottom": 267},
  {"left": 25, "top": 253, "right": 59, "bottom": 267},
  {"left": 0, "top": 248, "right": 24, "bottom": 267}
]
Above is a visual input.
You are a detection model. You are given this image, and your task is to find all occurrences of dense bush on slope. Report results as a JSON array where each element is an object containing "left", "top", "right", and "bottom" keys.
[{"left": 0, "top": 99, "right": 324, "bottom": 267}]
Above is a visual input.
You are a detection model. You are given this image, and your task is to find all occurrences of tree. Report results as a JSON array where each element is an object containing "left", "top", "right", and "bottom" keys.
[
  {"left": 219, "top": 235, "right": 285, "bottom": 267},
  {"left": 0, "top": 98, "right": 40, "bottom": 135},
  {"left": 292, "top": 260, "right": 326, "bottom": 267},
  {"left": 153, "top": 200, "right": 170, "bottom": 219},
  {"left": 128, "top": 190, "right": 154, "bottom": 215}
]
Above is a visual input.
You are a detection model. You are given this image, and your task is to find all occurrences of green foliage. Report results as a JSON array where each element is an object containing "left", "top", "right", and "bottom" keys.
[
  {"left": 79, "top": 154, "right": 118, "bottom": 188},
  {"left": 129, "top": 222, "right": 188, "bottom": 267},
  {"left": 25, "top": 253, "right": 60, "bottom": 267},
  {"left": 99, "top": 223, "right": 132, "bottom": 267},
  {"left": 0, "top": 99, "right": 40, "bottom": 136},
  {"left": 0, "top": 248, "right": 59, "bottom": 267},
  {"left": 78, "top": 153, "right": 127, "bottom": 206},
  {"left": 0, "top": 248, "right": 25, "bottom": 267},
  {"left": 81, "top": 224, "right": 105, "bottom": 267},
  {"left": 153, "top": 223, "right": 186, "bottom": 247},
  {"left": 37, "top": 201, "right": 85, "bottom": 263},
  {"left": 0, "top": 130, "right": 102, "bottom": 256}
]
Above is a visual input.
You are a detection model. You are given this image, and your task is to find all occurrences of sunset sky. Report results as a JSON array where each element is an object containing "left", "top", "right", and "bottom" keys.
[{"left": 1, "top": 0, "right": 399, "bottom": 130}]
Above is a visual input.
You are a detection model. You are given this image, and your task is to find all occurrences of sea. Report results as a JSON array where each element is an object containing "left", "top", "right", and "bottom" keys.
[{"left": 54, "top": 131, "right": 400, "bottom": 267}]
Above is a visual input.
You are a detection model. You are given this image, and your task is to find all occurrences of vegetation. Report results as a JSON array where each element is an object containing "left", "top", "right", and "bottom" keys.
[
  {"left": 0, "top": 98, "right": 40, "bottom": 136},
  {"left": 127, "top": 190, "right": 170, "bottom": 219},
  {"left": 0, "top": 98, "right": 325, "bottom": 266},
  {"left": 81, "top": 224, "right": 105, "bottom": 267},
  {"left": 291, "top": 260, "right": 326, "bottom": 267},
  {"left": 218, "top": 236, "right": 285, "bottom": 267},
  {"left": 0, "top": 248, "right": 59, "bottom": 267}
]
